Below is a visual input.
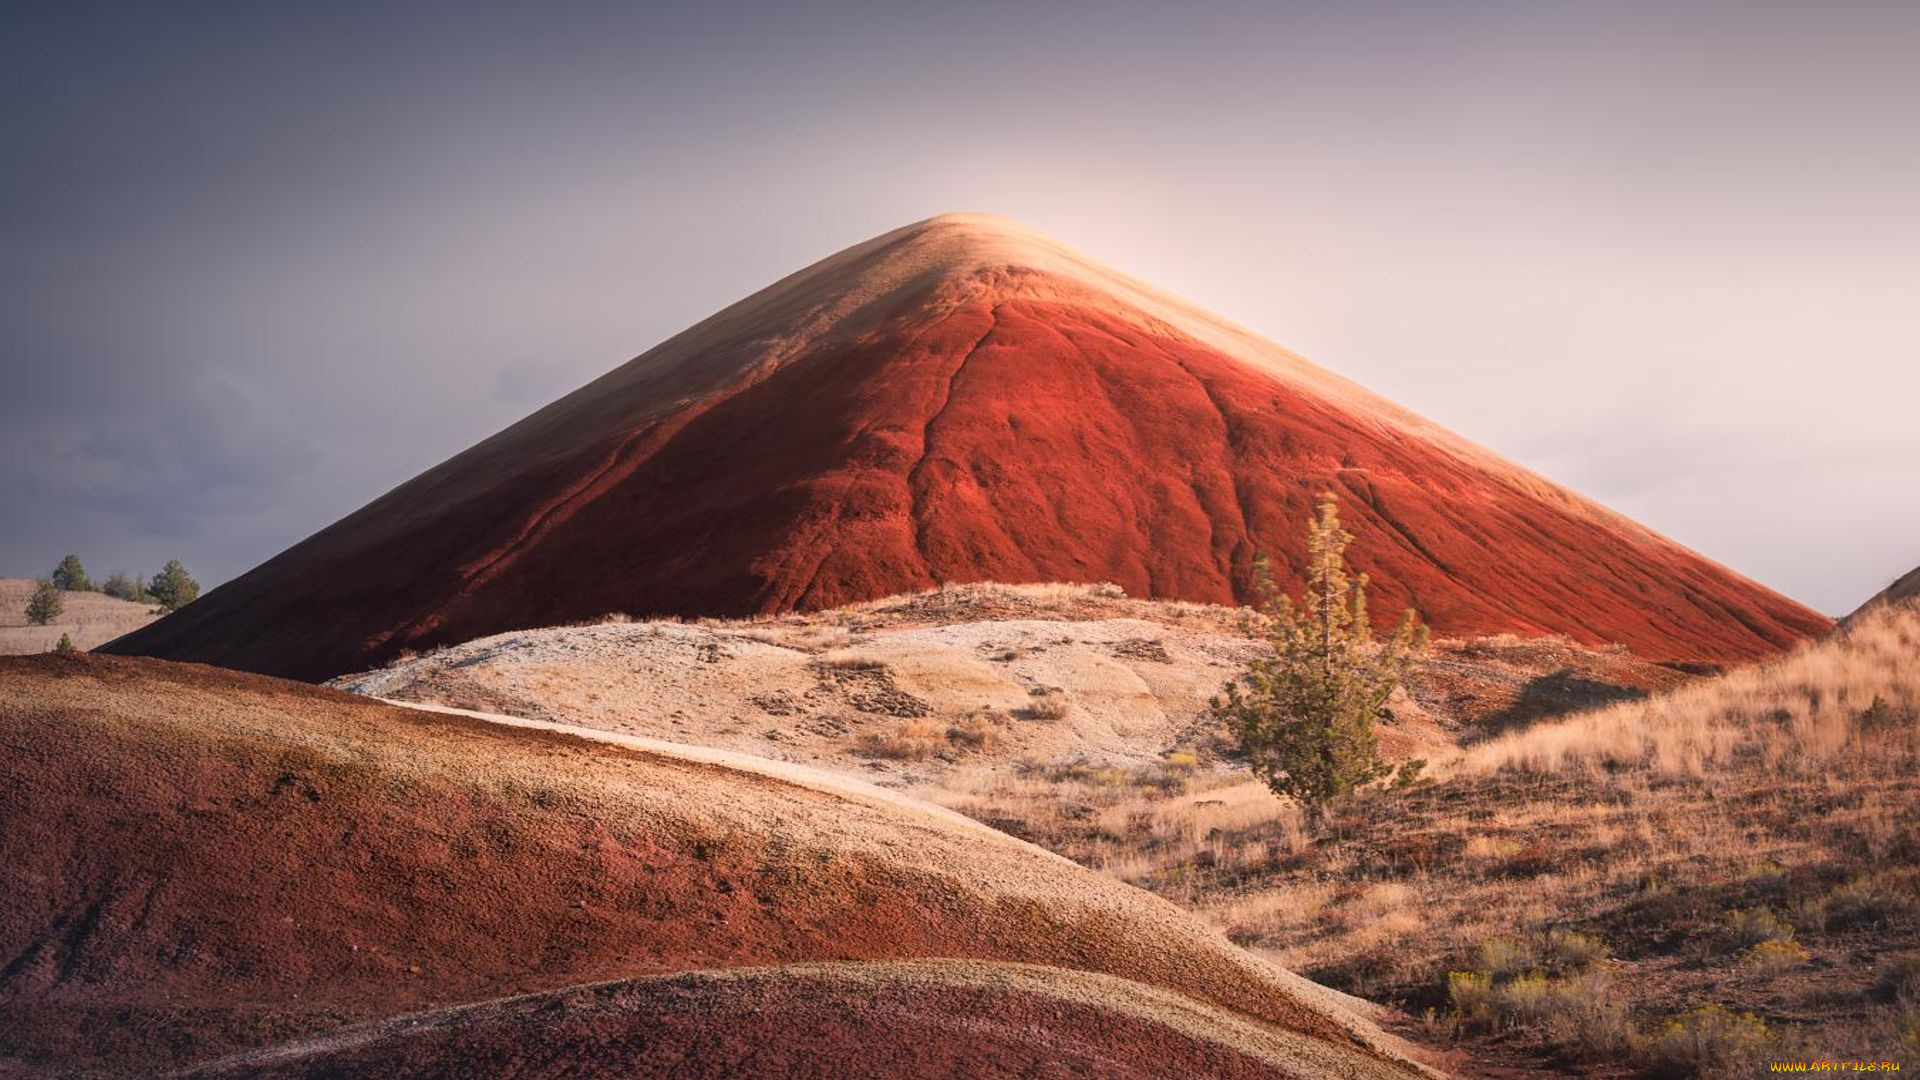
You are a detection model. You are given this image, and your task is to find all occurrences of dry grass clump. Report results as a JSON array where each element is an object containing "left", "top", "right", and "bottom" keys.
[
  {"left": 1739, "top": 939, "right": 1809, "bottom": 974},
  {"left": 1638, "top": 1005, "right": 1774, "bottom": 1078},
  {"left": 946, "top": 711, "right": 1008, "bottom": 753},
  {"left": 1479, "top": 928, "right": 1608, "bottom": 973},
  {"left": 934, "top": 765, "right": 1302, "bottom": 881},
  {"left": 1445, "top": 967, "right": 1630, "bottom": 1060},
  {"left": 719, "top": 623, "right": 853, "bottom": 653},
  {"left": 1020, "top": 686, "right": 1071, "bottom": 722},
  {"left": 1439, "top": 928, "right": 1631, "bottom": 1060},
  {"left": 858, "top": 720, "right": 946, "bottom": 760},
  {"left": 858, "top": 712, "right": 1014, "bottom": 760},
  {"left": 1810, "top": 868, "right": 1920, "bottom": 931},
  {"left": 1723, "top": 906, "right": 1796, "bottom": 951},
  {"left": 815, "top": 654, "right": 891, "bottom": 673}
]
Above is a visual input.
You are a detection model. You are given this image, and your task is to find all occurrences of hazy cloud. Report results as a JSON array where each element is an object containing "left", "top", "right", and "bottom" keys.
[{"left": 4, "top": 1, "right": 1916, "bottom": 613}]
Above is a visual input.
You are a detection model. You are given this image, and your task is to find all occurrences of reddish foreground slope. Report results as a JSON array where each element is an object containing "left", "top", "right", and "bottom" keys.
[
  {"left": 184, "top": 963, "right": 1404, "bottom": 1080},
  {"left": 103, "top": 213, "right": 1828, "bottom": 680},
  {"left": 0, "top": 654, "right": 1431, "bottom": 1078}
]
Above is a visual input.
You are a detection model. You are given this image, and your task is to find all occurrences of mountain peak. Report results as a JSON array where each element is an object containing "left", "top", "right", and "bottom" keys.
[
  {"left": 913, "top": 210, "right": 1035, "bottom": 233},
  {"left": 865, "top": 211, "right": 1104, "bottom": 282}
]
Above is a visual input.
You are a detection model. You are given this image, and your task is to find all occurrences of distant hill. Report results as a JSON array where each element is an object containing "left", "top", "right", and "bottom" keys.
[
  {"left": 103, "top": 213, "right": 1828, "bottom": 680},
  {"left": 1842, "top": 563, "right": 1920, "bottom": 626},
  {"left": 0, "top": 578, "right": 158, "bottom": 655}
]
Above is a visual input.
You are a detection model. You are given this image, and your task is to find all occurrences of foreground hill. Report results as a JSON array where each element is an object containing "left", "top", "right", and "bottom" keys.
[
  {"left": 0, "top": 578, "right": 157, "bottom": 655},
  {"left": 186, "top": 962, "right": 1395, "bottom": 1080},
  {"left": 103, "top": 213, "right": 1827, "bottom": 680},
  {"left": 0, "top": 653, "right": 1434, "bottom": 1079}
]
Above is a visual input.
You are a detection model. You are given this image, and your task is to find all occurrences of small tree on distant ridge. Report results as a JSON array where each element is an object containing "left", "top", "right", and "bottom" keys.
[
  {"left": 1210, "top": 492, "right": 1427, "bottom": 825},
  {"left": 148, "top": 560, "right": 200, "bottom": 612},
  {"left": 53, "top": 633, "right": 77, "bottom": 655},
  {"left": 51, "top": 554, "right": 92, "bottom": 592},
  {"left": 102, "top": 572, "right": 150, "bottom": 603},
  {"left": 26, "top": 579, "right": 64, "bottom": 626}
]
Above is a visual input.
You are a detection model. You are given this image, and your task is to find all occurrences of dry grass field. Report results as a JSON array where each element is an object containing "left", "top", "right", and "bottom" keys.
[
  {"left": 942, "top": 601, "right": 1920, "bottom": 1076},
  {"left": 0, "top": 578, "right": 159, "bottom": 654}
]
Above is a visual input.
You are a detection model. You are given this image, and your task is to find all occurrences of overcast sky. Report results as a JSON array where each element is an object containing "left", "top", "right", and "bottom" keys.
[{"left": 4, "top": 1, "right": 1916, "bottom": 615}]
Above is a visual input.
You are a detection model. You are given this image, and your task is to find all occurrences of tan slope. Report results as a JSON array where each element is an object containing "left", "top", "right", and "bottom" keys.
[{"left": 335, "top": 582, "right": 1695, "bottom": 796}]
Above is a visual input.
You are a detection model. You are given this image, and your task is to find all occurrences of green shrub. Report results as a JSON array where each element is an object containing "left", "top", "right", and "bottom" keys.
[
  {"left": 1391, "top": 757, "right": 1428, "bottom": 787},
  {"left": 1542, "top": 928, "right": 1610, "bottom": 970},
  {"left": 147, "top": 560, "right": 201, "bottom": 612},
  {"left": 1209, "top": 493, "right": 1425, "bottom": 824},
  {"left": 1475, "top": 937, "right": 1532, "bottom": 977},
  {"left": 49, "top": 554, "right": 91, "bottom": 592},
  {"left": 101, "top": 573, "right": 150, "bottom": 602},
  {"left": 1858, "top": 694, "right": 1899, "bottom": 730},
  {"left": 25, "top": 579, "right": 63, "bottom": 625},
  {"left": 1824, "top": 873, "right": 1920, "bottom": 931},
  {"left": 1726, "top": 906, "right": 1796, "bottom": 949},
  {"left": 1447, "top": 970, "right": 1495, "bottom": 1023}
]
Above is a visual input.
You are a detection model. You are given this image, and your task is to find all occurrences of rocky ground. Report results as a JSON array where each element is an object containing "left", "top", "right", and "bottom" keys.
[{"left": 338, "top": 582, "right": 1694, "bottom": 800}]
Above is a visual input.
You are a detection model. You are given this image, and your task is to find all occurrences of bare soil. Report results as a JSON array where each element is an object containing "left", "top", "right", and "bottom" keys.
[{"left": 337, "top": 583, "right": 1692, "bottom": 798}]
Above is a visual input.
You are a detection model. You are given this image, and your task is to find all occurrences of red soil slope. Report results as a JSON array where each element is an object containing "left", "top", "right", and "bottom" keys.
[
  {"left": 186, "top": 962, "right": 1399, "bottom": 1080},
  {"left": 0, "top": 654, "right": 1430, "bottom": 1079},
  {"left": 102, "top": 213, "right": 1829, "bottom": 680}
]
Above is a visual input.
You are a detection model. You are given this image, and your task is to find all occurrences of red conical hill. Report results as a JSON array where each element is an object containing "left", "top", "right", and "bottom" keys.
[{"left": 103, "top": 213, "right": 1830, "bottom": 680}]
